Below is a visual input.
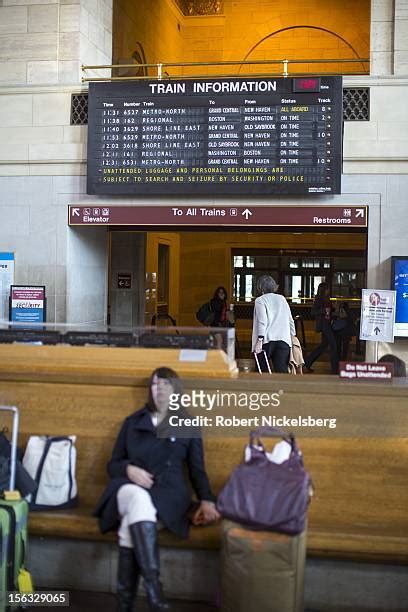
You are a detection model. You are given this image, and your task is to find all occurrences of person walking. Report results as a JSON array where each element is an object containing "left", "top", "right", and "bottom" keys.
[
  {"left": 252, "top": 275, "right": 296, "bottom": 373},
  {"left": 304, "top": 282, "right": 339, "bottom": 374},
  {"left": 332, "top": 301, "right": 356, "bottom": 361}
]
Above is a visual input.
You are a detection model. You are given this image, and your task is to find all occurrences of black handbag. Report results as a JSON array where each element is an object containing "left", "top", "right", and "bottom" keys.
[
  {"left": 196, "top": 301, "right": 215, "bottom": 326},
  {"left": 332, "top": 318, "right": 348, "bottom": 332}
]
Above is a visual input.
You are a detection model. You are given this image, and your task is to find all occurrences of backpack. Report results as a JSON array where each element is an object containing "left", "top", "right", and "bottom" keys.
[
  {"left": 196, "top": 301, "right": 215, "bottom": 326},
  {"left": 22, "top": 435, "right": 78, "bottom": 510}
]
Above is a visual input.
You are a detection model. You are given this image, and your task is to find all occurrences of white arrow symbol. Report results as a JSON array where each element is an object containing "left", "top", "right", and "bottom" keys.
[
  {"left": 356, "top": 209, "right": 365, "bottom": 218},
  {"left": 242, "top": 208, "right": 252, "bottom": 220},
  {"left": 72, "top": 208, "right": 80, "bottom": 217}
]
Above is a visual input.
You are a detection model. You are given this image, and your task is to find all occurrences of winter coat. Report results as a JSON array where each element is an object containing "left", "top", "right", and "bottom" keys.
[
  {"left": 288, "top": 335, "right": 305, "bottom": 375},
  {"left": 93, "top": 405, "right": 216, "bottom": 538}
]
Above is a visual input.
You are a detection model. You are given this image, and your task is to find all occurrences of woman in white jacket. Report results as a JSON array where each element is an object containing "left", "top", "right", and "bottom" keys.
[{"left": 252, "top": 275, "right": 296, "bottom": 373}]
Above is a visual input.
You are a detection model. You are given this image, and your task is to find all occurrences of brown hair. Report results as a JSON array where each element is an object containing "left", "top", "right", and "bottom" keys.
[
  {"left": 378, "top": 355, "right": 407, "bottom": 377},
  {"left": 146, "top": 367, "right": 183, "bottom": 411},
  {"left": 213, "top": 286, "right": 228, "bottom": 301},
  {"left": 316, "top": 282, "right": 329, "bottom": 298}
]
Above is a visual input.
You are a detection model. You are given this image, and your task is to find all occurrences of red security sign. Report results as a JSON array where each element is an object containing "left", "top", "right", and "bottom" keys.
[{"left": 69, "top": 205, "right": 367, "bottom": 227}]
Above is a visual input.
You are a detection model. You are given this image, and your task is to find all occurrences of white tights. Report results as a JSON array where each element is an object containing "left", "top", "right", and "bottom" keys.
[{"left": 117, "top": 484, "right": 157, "bottom": 548}]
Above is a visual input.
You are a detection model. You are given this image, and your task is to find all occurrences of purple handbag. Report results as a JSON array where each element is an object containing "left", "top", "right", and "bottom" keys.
[{"left": 216, "top": 427, "right": 312, "bottom": 534}]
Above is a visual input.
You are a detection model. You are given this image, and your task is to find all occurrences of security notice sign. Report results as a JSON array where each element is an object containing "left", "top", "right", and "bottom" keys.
[
  {"left": 10, "top": 285, "right": 46, "bottom": 323},
  {"left": 359, "top": 289, "right": 396, "bottom": 343}
]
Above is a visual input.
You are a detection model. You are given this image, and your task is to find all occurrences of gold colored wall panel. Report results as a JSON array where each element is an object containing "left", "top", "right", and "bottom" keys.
[
  {"left": 113, "top": 0, "right": 370, "bottom": 76},
  {"left": 178, "top": 231, "right": 366, "bottom": 326}
]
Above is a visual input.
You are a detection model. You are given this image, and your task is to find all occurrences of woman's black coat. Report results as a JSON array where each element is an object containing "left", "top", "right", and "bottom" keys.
[
  {"left": 311, "top": 296, "right": 332, "bottom": 333},
  {"left": 93, "top": 406, "right": 215, "bottom": 538}
]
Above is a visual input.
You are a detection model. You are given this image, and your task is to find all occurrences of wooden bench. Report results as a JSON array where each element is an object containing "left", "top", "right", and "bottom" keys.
[{"left": 1, "top": 344, "right": 407, "bottom": 565}]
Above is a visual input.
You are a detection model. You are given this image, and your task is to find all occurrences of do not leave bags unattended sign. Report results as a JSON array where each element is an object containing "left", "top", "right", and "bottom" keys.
[{"left": 339, "top": 361, "right": 394, "bottom": 380}]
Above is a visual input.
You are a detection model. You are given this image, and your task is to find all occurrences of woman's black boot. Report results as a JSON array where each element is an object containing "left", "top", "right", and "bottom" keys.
[
  {"left": 117, "top": 546, "right": 139, "bottom": 611},
  {"left": 129, "top": 521, "right": 171, "bottom": 611}
]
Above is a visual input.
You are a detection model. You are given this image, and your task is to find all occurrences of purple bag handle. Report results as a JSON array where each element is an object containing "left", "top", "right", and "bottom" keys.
[
  {"left": 249, "top": 426, "right": 296, "bottom": 451},
  {"left": 249, "top": 426, "right": 305, "bottom": 470}
]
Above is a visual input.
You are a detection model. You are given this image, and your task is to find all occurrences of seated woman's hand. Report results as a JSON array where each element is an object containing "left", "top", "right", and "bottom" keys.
[
  {"left": 126, "top": 464, "right": 154, "bottom": 489},
  {"left": 192, "top": 500, "right": 221, "bottom": 526}
]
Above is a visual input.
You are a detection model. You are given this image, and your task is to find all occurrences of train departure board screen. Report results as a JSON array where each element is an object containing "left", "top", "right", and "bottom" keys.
[{"left": 87, "top": 76, "right": 342, "bottom": 196}]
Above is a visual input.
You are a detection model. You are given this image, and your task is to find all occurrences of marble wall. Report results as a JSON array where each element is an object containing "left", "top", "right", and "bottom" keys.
[{"left": 0, "top": 0, "right": 112, "bottom": 85}]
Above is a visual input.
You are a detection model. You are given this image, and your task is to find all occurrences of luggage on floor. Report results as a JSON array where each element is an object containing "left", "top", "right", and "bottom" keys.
[
  {"left": 220, "top": 519, "right": 306, "bottom": 612},
  {"left": 254, "top": 350, "right": 272, "bottom": 373},
  {"left": 0, "top": 406, "right": 33, "bottom": 612}
]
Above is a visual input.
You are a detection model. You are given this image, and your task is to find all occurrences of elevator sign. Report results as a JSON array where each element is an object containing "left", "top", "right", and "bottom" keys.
[
  {"left": 68, "top": 205, "right": 367, "bottom": 228},
  {"left": 87, "top": 76, "right": 342, "bottom": 196}
]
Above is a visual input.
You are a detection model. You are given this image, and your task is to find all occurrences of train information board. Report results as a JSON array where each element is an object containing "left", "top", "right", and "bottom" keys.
[{"left": 87, "top": 76, "right": 342, "bottom": 196}]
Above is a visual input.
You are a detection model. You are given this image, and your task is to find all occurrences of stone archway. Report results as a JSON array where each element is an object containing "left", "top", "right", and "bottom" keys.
[{"left": 237, "top": 25, "right": 368, "bottom": 75}]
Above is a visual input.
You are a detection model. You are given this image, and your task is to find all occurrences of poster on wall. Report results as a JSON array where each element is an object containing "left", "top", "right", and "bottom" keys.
[
  {"left": 359, "top": 289, "right": 396, "bottom": 343},
  {"left": 0, "top": 252, "right": 15, "bottom": 319},
  {"left": 10, "top": 285, "right": 46, "bottom": 324},
  {"left": 0, "top": 253, "right": 14, "bottom": 293}
]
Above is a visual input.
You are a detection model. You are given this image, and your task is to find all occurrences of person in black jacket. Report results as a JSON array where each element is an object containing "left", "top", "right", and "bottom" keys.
[
  {"left": 210, "top": 286, "right": 230, "bottom": 327},
  {"left": 94, "top": 367, "right": 219, "bottom": 612},
  {"left": 304, "top": 282, "right": 339, "bottom": 374},
  {"left": 332, "top": 301, "right": 356, "bottom": 361}
]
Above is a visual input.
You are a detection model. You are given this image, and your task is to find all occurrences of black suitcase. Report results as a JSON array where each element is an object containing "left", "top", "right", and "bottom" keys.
[{"left": 254, "top": 350, "right": 272, "bottom": 374}]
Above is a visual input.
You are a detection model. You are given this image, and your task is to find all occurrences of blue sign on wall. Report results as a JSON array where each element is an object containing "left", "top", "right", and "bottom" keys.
[
  {"left": 10, "top": 286, "right": 46, "bottom": 324},
  {"left": 391, "top": 257, "right": 408, "bottom": 337}
]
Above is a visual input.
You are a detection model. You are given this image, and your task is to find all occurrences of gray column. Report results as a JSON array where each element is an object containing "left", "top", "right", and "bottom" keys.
[
  {"left": 394, "top": 0, "right": 408, "bottom": 74},
  {"left": 370, "top": 0, "right": 395, "bottom": 75},
  {"left": 0, "top": 0, "right": 112, "bottom": 86}
]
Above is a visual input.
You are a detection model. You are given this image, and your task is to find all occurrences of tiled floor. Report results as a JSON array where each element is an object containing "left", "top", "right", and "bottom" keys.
[
  {"left": 34, "top": 591, "right": 216, "bottom": 611},
  {"left": 33, "top": 591, "right": 327, "bottom": 611}
]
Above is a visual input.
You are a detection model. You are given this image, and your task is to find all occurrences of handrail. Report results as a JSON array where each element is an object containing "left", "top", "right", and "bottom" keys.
[{"left": 81, "top": 57, "right": 369, "bottom": 82}]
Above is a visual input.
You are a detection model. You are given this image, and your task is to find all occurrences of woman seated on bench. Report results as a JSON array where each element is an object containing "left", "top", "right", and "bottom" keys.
[{"left": 94, "top": 366, "right": 219, "bottom": 612}]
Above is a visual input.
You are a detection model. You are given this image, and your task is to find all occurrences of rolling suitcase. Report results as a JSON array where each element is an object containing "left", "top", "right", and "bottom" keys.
[
  {"left": 254, "top": 350, "right": 272, "bottom": 374},
  {"left": 0, "top": 406, "right": 32, "bottom": 612},
  {"left": 220, "top": 520, "right": 306, "bottom": 612}
]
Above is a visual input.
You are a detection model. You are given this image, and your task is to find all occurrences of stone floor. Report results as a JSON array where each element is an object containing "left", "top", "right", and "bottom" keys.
[
  {"left": 34, "top": 591, "right": 216, "bottom": 611},
  {"left": 32, "top": 590, "right": 326, "bottom": 611}
]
